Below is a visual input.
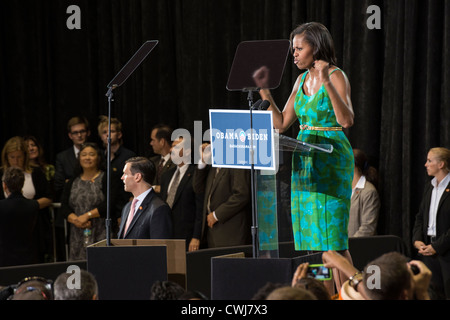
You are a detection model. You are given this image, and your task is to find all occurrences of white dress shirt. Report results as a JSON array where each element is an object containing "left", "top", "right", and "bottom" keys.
[
  {"left": 73, "top": 145, "right": 80, "bottom": 158},
  {"left": 132, "top": 187, "right": 153, "bottom": 215},
  {"left": 21, "top": 172, "right": 36, "bottom": 200},
  {"left": 352, "top": 175, "right": 366, "bottom": 198},
  {"left": 427, "top": 173, "right": 450, "bottom": 236}
]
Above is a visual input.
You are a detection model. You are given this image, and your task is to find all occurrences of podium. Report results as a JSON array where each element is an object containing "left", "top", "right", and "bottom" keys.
[
  {"left": 86, "top": 239, "right": 185, "bottom": 300},
  {"left": 256, "top": 133, "right": 333, "bottom": 258},
  {"left": 211, "top": 251, "right": 323, "bottom": 300},
  {"left": 210, "top": 134, "right": 333, "bottom": 299},
  {"left": 210, "top": 40, "right": 334, "bottom": 299}
]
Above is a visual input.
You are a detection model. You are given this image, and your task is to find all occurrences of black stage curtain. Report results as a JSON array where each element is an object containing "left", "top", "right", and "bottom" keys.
[{"left": 1, "top": 0, "right": 449, "bottom": 254}]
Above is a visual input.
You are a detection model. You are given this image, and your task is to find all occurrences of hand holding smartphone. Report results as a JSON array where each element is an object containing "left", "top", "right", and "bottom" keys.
[{"left": 307, "top": 264, "right": 332, "bottom": 281}]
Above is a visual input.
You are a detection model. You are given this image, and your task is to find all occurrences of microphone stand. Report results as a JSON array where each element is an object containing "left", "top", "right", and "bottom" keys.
[{"left": 246, "top": 90, "right": 259, "bottom": 258}]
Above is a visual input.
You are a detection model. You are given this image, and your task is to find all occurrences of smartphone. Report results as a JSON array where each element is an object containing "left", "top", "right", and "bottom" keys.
[{"left": 306, "top": 264, "right": 332, "bottom": 281}]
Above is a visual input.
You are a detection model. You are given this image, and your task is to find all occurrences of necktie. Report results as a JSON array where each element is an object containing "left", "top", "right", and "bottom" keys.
[
  {"left": 166, "top": 169, "right": 181, "bottom": 208},
  {"left": 156, "top": 158, "right": 164, "bottom": 184},
  {"left": 124, "top": 198, "right": 138, "bottom": 236}
]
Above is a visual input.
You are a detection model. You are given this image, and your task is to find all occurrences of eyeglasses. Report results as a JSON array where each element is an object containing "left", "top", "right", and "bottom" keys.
[{"left": 71, "top": 129, "right": 88, "bottom": 136}]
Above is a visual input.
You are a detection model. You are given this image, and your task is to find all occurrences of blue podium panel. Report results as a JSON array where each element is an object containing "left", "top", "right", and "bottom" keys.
[{"left": 209, "top": 109, "right": 275, "bottom": 170}]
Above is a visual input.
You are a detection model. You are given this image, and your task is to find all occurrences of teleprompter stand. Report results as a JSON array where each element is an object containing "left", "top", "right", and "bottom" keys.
[
  {"left": 104, "top": 40, "right": 158, "bottom": 245},
  {"left": 226, "top": 40, "right": 291, "bottom": 258}
]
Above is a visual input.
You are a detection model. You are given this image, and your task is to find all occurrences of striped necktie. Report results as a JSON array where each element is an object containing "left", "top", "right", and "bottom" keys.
[{"left": 166, "top": 169, "right": 181, "bottom": 208}]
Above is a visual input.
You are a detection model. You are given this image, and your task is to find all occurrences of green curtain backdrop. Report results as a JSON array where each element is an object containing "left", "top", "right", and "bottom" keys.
[{"left": 1, "top": 0, "right": 449, "bottom": 254}]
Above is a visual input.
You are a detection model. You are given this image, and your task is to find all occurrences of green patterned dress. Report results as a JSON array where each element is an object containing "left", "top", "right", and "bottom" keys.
[{"left": 291, "top": 68, "right": 354, "bottom": 251}]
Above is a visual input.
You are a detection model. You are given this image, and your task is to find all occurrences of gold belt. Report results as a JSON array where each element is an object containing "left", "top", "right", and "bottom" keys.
[{"left": 299, "top": 125, "right": 342, "bottom": 131}]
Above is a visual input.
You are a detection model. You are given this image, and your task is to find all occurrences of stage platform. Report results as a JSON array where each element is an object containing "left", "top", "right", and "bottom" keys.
[{"left": 0, "top": 235, "right": 406, "bottom": 299}]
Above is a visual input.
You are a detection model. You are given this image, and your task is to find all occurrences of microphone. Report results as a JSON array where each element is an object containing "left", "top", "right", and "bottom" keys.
[
  {"left": 259, "top": 100, "right": 270, "bottom": 110},
  {"left": 251, "top": 99, "right": 262, "bottom": 110}
]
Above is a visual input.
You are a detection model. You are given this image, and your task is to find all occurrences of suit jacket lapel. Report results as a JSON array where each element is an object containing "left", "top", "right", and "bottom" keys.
[
  {"left": 69, "top": 148, "right": 78, "bottom": 173},
  {"left": 124, "top": 190, "right": 154, "bottom": 238},
  {"left": 208, "top": 167, "right": 223, "bottom": 199},
  {"left": 437, "top": 181, "right": 450, "bottom": 214},
  {"left": 119, "top": 201, "right": 131, "bottom": 238},
  {"left": 172, "top": 165, "right": 194, "bottom": 206},
  {"left": 161, "top": 166, "right": 177, "bottom": 200},
  {"left": 423, "top": 184, "right": 433, "bottom": 226},
  {"left": 351, "top": 188, "right": 362, "bottom": 202},
  {"left": 165, "top": 159, "right": 174, "bottom": 170}
]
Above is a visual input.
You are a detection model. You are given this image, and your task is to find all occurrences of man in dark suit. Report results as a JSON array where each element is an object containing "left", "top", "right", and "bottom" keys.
[
  {"left": 412, "top": 147, "right": 450, "bottom": 299},
  {"left": 54, "top": 116, "right": 91, "bottom": 200},
  {"left": 149, "top": 124, "right": 176, "bottom": 194},
  {"left": 0, "top": 167, "right": 40, "bottom": 267},
  {"left": 160, "top": 137, "right": 203, "bottom": 251},
  {"left": 193, "top": 143, "right": 251, "bottom": 248},
  {"left": 118, "top": 157, "right": 173, "bottom": 239}
]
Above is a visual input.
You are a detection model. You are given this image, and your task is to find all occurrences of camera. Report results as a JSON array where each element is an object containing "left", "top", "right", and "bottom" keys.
[
  {"left": 306, "top": 264, "right": 332, "bottom": 281},
  {"left": 410, "top": 264, "right": 420, "bottom": 275}
]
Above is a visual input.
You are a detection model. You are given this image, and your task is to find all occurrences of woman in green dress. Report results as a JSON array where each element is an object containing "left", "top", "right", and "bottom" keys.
[{"left": 256, "top": 22, "right": 354, "bottom": 289}]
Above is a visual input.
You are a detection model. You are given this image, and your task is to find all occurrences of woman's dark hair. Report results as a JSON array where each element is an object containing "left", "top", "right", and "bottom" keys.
[
  {"left": 294, "top": 278, "right": 332, "bottom": 300},
  {"left": 23, "top": 135, "right": 48, "bottom": 168},
  {"left": 149, "top": 281, "right": 185, "bottom": 300},
  {"left": 290, "top": 22, "right": 337, "bottom": 66},
  {"left": 178, "top": 290, "right": 208, "bottom": 300},
  {"left": 353, "top": 148, "right": 378, "bottom": 190},
  {"left": 73, "top": 142, "right": 105, "bottom": 176}
]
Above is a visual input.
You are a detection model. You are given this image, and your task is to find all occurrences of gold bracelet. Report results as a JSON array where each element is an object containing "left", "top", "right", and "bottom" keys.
[
  {"left": 87, "top": 211, "right": 92, "bottom": 218},
  {"left": 348, "top": 271, "right": 363, "bottom": 291}
]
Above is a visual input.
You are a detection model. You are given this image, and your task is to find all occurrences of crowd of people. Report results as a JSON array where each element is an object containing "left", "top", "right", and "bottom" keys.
[
  {"left": 0, "top": 114, "right": 256, "bottom": 264},
  {"left": 0, "top": 21, "right": 449, "bottom": 301},
  {"left": 0, "top": 115, "right": 448, "bottom": 300},
  {"left": 0, "top": 115, "right": 384, "bottom": 263}
]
